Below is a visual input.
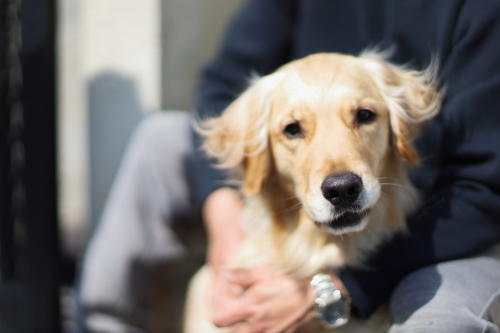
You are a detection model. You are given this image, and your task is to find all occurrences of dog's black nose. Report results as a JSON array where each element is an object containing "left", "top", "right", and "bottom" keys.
[{"left": 321, "top": 172, "right": 363, "bottom": 206}]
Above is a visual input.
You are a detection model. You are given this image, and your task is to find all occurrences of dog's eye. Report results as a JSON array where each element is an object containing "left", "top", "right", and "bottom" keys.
[
  {"left": 283, "top": 122, "right": 302, "bottom": 139},
  {"left": 356, "top": 109, "right": 376, "bottom": 125}
]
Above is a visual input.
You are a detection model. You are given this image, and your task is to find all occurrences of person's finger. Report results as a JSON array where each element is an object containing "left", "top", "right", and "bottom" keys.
[
  {"left": 212, "top": 298, "right": 256, "bottom": 327},
  {"left": 232, "top": 322, "right": 246, "bottom": 333},
  {"left": 228, "top": 280, "right": 245, "bottom": 298},
  {"left": 233, "top": 321, "right": 270, "bottom": 333},
  {"left": 211, "top": 272, "right": 247, "bottom": 327},
  {"left": 225, "top": 269, "right": 260, "bottom": 288},
  {"left": 233, "top": 322, "right": 250, "bottom": 333},
  {"left": 212, "top": 270, "right": 244, "bottom": 307},
  {"left": 211, "top": 272, "right": 230, "bottom": 306}
]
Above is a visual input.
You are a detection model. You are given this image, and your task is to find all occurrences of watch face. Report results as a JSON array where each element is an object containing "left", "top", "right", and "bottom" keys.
[{"left": 322, "top": 300, "right": 350, "bottom": 326}]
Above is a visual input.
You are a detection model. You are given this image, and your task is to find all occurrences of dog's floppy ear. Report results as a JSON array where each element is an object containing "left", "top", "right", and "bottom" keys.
[
  {"left": 386, "top": 62, "right": 442, "bottom": 164},
  {"left": 362, "top": 53, "right": 443, "bottom": 164},
  {"left": 198, "top": 72, "right": 286, "bottom": 195}
]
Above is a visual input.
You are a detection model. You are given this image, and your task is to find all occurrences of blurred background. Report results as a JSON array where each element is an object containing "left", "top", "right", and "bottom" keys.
[{"left": 0, "top": 0, "right": 243, "bottom": 331}]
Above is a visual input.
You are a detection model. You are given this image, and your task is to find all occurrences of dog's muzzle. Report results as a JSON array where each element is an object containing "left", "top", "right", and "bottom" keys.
[{"left": 321, "top": 172, "right": 369, "bottom": 230}]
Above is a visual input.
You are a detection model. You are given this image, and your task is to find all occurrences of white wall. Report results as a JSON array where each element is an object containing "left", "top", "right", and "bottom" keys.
[
  {"left": 82, "top": 0, "right": 161, "bottom": 113},
  {"left": 58, "top": 0, "right": 89, "bottom": 255},
  {"left": 58, "top": 0, "right": 243, "bottom": 256},
  {"left": 58, "top": 0, "right": 162, "bottom": 255}
]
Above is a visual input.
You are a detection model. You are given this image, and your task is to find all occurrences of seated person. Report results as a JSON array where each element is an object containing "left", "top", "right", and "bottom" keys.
[{"left": 78, "top": 0, "right": 500, "bottom": 332}]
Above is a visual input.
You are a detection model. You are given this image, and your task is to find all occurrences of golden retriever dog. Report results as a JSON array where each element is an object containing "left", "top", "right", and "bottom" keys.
[{"left": 184, "top": 52, "right": 442, "bottom": 332}]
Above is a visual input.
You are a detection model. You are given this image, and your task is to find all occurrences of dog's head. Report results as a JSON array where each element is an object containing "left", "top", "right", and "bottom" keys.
[{"left": 200, "top": 52, "right": 441, "bottom": 235}]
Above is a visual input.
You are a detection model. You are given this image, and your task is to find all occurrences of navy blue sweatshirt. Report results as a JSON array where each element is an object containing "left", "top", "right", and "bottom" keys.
[{"left": 190, "top": 0, "right": 500, "bottom": 319}]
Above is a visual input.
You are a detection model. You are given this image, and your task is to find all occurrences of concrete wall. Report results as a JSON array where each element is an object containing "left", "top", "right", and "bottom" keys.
[
  {"left": 58, "top": 0, "right": 243, "bottom": 255},
  {"left": 84, "top": 0, "right": 162, "bottom": 239},
  {"left": 58, "top": 0, "right": 89, "bottom": 255},
  {"left": 58, "top": 0, "right": 161, "bottom": 254},
  {"left": 161, "top": 0, "right": 243, "bottom": 111}
]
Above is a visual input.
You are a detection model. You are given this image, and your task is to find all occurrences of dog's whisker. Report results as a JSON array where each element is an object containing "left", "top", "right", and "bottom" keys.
[
  {"left": 377, "top": 192, "right": 391, "bottom": 205},
  {"left": 379, "top": 182, "right": 408, "bottom": 188},
  {"left": 285, "top": 200, "right": 302, "bottom": 208},
  {"left": 377, "top": 176, "right": 400, "bottom": 181},
  {"left": 379, "top": 192, "right": 390, "bottom": 201},
  {"left": 281, "top": 195, "right": 301, "bottom": 203},
  {"left": 281, "top": 202, "right": 303, "bottom": 214}
]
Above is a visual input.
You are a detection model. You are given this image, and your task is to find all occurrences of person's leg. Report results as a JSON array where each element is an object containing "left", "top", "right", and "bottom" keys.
[
  {"left": 389, "top": 245, "right": 500, "bottom": 333},
  {"left": 78, "top": 111, "right": 196, "bottom": 332}
]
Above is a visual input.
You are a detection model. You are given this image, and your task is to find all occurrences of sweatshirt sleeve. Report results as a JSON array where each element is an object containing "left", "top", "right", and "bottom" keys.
[
  {"left": 340, "top": 1, "right": 500, "bottom": 318},
  {"left": 189, "top": 0, "right": 296, "bottom": 209}
]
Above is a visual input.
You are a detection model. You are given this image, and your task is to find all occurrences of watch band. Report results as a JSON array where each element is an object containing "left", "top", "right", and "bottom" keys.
[{"left": 310, "top": 273, "right": 351, "bottom": 328}]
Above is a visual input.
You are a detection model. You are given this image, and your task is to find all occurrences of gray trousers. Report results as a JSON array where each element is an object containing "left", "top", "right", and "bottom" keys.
[{"left": 78, "top": 112, "right": 500, "bottom": 332}]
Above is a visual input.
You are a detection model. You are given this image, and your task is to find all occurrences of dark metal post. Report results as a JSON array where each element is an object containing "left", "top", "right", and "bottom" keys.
[{"left": 1, "top": 0, "right": 61, "bottom": 331}]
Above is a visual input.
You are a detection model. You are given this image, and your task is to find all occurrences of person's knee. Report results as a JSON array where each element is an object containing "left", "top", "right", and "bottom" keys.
[
  {"left": 132, "top": 111, "right": 190, "bottom": 148},
  {"left": 389, "top": 263, "right": 500, "bottom": 333},
  {"left": 389, "top": 265, "right": 442, "bottom": 326},
  {"left": 389, "top": 307, "right": 500, "bottom": 333}
]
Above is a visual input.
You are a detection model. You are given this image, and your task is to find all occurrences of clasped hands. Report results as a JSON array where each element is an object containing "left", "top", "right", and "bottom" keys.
[
  {"left": 203, "top": 188, "right": 323, "bottom": 332},
  {"left": 210, "top": 265, "right": 322, "bottom": 333}
]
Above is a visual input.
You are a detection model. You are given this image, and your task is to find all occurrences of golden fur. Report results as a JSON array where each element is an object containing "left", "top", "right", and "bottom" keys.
[{"left": 184, "top": 52, "right": 442, "bottom": 332}]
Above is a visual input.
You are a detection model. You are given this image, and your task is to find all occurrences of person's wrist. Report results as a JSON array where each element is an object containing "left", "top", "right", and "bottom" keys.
[
  {"left": 326, "top": 271, "right": 350, "bottom": 298},
  {"left": 203, "top": 188, "right": 241, "bottom": 223},
  {"left": 310, "top": 272, "right": 351, "bottom": 329},
  {"left": 203, "top": 187, "right": 244, "bottom": 268},
  {"left": 207, "top": 239, "right": 240, "bottom": 269}
]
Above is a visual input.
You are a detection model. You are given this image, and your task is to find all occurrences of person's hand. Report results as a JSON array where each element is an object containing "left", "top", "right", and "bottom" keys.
[
  {"left": 212, "top": 266, "right": 323, "bottom": 333},
  {"left": 202, "top": 188, "right": 247, "bottom": 323}
]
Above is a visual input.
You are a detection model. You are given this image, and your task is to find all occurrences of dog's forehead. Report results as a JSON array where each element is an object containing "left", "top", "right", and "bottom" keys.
[
  {"left": 280, "top": 53, "right": 380, "bottom": 82},
  {"left": 273, "top": 64, "right": 384, "bottom": 112}
]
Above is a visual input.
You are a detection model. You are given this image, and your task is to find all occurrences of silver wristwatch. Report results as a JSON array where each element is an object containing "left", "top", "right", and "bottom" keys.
[{"left": 310, "top": 273, "right": 351, "bottom": 328}]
